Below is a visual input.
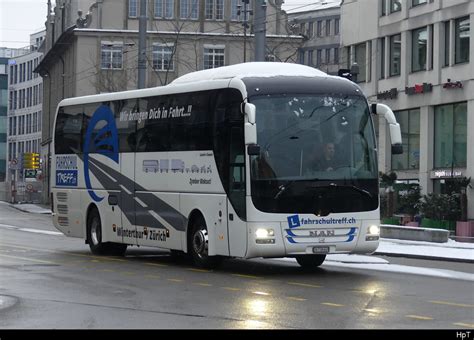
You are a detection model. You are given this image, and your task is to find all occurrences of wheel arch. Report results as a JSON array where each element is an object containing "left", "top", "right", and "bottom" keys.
[
  {"left": 85, "top": 203, "right": 99, "bottom": 244},
  {"left": 186, "top": 209, "right": 205, "bottom": 252}
]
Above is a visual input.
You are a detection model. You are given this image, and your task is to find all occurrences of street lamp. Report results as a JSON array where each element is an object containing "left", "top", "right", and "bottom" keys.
[{"left": 237, "top": 0, "right": 253, "bottom": 62}]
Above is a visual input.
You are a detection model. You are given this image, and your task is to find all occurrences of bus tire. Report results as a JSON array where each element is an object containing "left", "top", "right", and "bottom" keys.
[
  {"left": 189, "top": 216, "right": 222, "bottom": 269},
  {"left": 87, "top": 208, "right": 127, "bottom": 256},
  {"left": 295, "top": 254, "right": 326, "bottom": 268}
]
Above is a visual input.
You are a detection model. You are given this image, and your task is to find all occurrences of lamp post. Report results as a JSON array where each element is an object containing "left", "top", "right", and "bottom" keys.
[{"left": 237, "top": 0, "right": 252, "bottom": 62}]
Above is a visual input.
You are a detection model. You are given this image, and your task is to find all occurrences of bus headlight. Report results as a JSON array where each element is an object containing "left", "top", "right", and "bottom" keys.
[
  {"left": 255, "top": 228, "right": 275, "bottom": 244},
  {"left": 366, "top": 225, "right": 380, "bottom": 241},
  {"left": 368, "top": 225, "right": 380, "bottom": 235}
]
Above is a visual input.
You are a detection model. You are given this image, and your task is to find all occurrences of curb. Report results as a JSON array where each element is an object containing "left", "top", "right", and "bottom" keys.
[
  {"left": 8, "top": 204, "right": 52, "bottom": 215},
  {"left": 374, "top": 251, "right": 474, "bottom": 264}
]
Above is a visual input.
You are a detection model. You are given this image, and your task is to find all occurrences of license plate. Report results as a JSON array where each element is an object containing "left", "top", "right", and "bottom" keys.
[{"left": 312, "top": 246, "right": 330, "bottom": 254}]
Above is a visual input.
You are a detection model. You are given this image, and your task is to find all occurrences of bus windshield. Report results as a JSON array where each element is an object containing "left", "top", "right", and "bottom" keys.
[{"left": 249, "top": 93, "right": 378, "bottom": 214}]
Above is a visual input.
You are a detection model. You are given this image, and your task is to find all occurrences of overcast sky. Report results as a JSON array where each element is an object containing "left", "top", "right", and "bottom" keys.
[{"left": 0, "top": 0, "right": 47, "bottom": 49}]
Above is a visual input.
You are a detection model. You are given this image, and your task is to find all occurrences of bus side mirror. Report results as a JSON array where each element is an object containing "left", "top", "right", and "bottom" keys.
[
  {"left": 247, "top": 144, "right": 261, "bottom": 156},
  {"left": 244, "top": 103, "right": 256, "bottom": 124},
  {"left": 371, "top": 103, "right": 403, "bottom": 155},
  {"left": 245, "top": 122, "right": 257, "bottom": 145}
]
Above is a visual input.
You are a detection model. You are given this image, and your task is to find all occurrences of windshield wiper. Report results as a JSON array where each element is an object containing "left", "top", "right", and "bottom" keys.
[
  {"left": 274, "top": 180, "right": 296, "bottom": 199},
  {"left": 313, "top": 182, "right": 373, "bottom": 199}
]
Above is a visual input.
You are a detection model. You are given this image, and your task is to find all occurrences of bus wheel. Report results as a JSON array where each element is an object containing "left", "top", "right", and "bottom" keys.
[
  {"left": 295, "top": 255, "right": 326, "bottom": 268},
  {"left": 87, "top": 208, "right": 127, "bottom": 256},
  {"left": 190, "top": 217, "right": 222, "bottom": 269}
]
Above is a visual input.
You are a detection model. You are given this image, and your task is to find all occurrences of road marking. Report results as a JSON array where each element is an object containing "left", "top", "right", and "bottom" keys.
[
  {"left": 406, "top": 315, "right": 433, "bottom": 320},
  {"left": 187, "top": 268, "right": 211, "bottom": 273},
  {"left": 0, "top": 253, "right": 57, "bottom": 265},
  {"left": 0, "top": 243, "right": 126, "bottom": 262},
  {"left": 429, "top": 300, "right": 474, "bottom": 308},
  {"left": 287, "top": 297, "right": 307, "bottom": 302},
  {"left": 453, "top": 322, "right": 474, "bottom": 328},
  {"left": 0, "top": 224, "right": 63, "bottom": 236},
  {"left": 232, "top": 274, "right": 260, "bottom": 279},
  {"left": 287, "top": 282, "right": 322, "bottom": 288},
  {"left": 120, "top": 272, "right": 136, "bottom": 276},
  {"left": 252, "top": 291, "right": 270, "bottom": 296},
  {"left": 364, "top": 308, "right": 383, "bottom": 314},
  {"left": 222, "top": 287, "right": 241, "bottom": 291},
  {"left": 144, "top": 274, "right": 161, "bottom": 279},
  {"left": 167, "top": 278, "right": 184, "bottom": 283},
  {"left": 145, "top": 262, "right": 167, "bottom": 267},
  {"left": 194, "top": 282, "right": 213, "bottom": 287},
  {"left": 321, "top": 302, "right": 344, "bottom": 307}
]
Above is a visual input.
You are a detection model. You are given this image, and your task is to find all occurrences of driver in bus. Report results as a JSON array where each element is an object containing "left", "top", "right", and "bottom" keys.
[{"left": 306, "top": 142, "right": 339, "bottom": 173}]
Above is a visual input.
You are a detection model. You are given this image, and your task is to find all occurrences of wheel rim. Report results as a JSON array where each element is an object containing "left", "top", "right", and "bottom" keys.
[
  {"left": 192, "top": 227, "right": 208, "bottom": 260},
  {"left": 90, "top": 217, "right": 101, "bottom": 246}
]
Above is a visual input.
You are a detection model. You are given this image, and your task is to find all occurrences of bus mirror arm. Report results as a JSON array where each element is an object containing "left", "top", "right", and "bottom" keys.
[
  {"left": 372, "top": 103, "right": 403, "bottom": 155},
  {"left": 244, "top": 103, "right": 256, "bottom": 124}
]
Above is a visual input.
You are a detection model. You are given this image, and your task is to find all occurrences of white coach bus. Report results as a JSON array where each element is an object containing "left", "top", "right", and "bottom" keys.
[{"left": 51, "top": 62, "right": 402, "bottom": 269}]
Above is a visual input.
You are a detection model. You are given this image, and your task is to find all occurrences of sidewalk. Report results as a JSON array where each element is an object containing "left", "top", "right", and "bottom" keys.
[{"left": 6, "top": 202, "right": 474, "bottom": 263}]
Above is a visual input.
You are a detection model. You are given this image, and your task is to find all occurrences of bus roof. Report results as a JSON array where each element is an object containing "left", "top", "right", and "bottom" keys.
[{"left": 171, "top": 62, "right": 328, "bottom": 85}]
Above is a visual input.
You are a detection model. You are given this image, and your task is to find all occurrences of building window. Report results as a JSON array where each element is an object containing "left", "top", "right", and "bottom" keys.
[
  {"left": 101, "top": 43, "right": 123, "bottom": 70},
  {"left": 230, "top": 0, "right": 241, "bottom": 21},
  {"left": 390, "top": 0, "right": 401, "bottom": 13},
  {"left": 205, "top": 0, "right": 224, "bottom": 20},
  {"left": 381, "top": 0, "right": 386, "bottom": 16},
  {"left": 412, "top": 0, "right": 427, "bottom": 7},
  {"left": 412, "top": 26, "right": 427, "bottom": 72},
  {"left": 434, "top": 102, "right": 467, "bottom": 168},
  {"left": 354, "top": 42, "right": 367, "bottom": 82},
  {"left": 455, "top": 16, "right": 470, "bottom": 64},
  {"left": 152, "top": 44, "right": 174, "bottom": 71},
  {"left": 334, "top": 18, "right": 339, "bottom": 35},
  {"left": 180, "top": 0, "right": 199, "bottom": 19},
  {"left": 129, "top": 0, "right": 138, "bottom": 17},
  {"left": 325, "top": 20, "right": 331, "bottom": 36},
  {"left": 307, "top": 50, "right": 313, "bottom": 66},
  {"left": 316, "top": 49, "right": 322, "bottom": 67},
  {"left": 155, "top": 0, "right": 174, "bottom": 19},
  {"left": 317, "top": 21, "right": 322, "bottom": 37},
  {"left": 411, "top": 0, "right": 428, "bottom": 7},
  {"left": 204, "top": 46, "right": 224, "bottom": 69},
  {"left": 325, "top": 49, "right": 330, "bottom": 64},
  {"left": 444, "top": 21, "right": 450, "bottom": 66},
  {"left": 334, "top": 47, "right": 339, "bottom": 64}
]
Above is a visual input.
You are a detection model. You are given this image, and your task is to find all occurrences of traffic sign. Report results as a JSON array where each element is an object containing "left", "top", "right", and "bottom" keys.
[
  {"left": 23, "top": 152, "right": 40, "bottom": 169},
  {"left": 24, "top": 169, "right": 38, "bottom": 182}
]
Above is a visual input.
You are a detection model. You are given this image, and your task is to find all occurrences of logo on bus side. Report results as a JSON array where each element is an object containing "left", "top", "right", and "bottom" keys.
[
  {"left": 56, "top": 155, "right": 78, "bottom": 187},
  {"left": 83, "top": 105, "right": 119, "bottom": 202}
]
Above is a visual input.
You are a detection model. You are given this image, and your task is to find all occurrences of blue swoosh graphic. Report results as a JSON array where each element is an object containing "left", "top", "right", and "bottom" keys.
[{"left": 83, "top": 105, "right": 119, "bottom": 202}]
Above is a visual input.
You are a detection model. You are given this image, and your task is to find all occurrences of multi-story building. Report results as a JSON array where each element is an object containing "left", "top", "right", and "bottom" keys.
[
  {"left": 6, "top": 31, "right": 45, "bottom": 203},
  {"left": 284, "top": 0, "right": 341, "bottom": 75},
  {"left": 0, "top": 54, "right": 8, "bottom": 187},
  {"left": 0, "top": 47, "right": 29, "bottom": 201},
  {"left": 35, "top": 0, "right": 303, "bottom": 203},
  {"left": 341, "top": 0, "right": 473, "bottom": 218}
]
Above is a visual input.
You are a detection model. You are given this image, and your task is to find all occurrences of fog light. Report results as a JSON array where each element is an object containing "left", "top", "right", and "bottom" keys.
[
  {"left": 368, "top": 225, "right": 380, "bottom": 235},
  {"left": 366, "top": 235, "right": 379, "bottom": 241},
  {"left": 256, "top": 228, "right": 274, "bottom": 238}
]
